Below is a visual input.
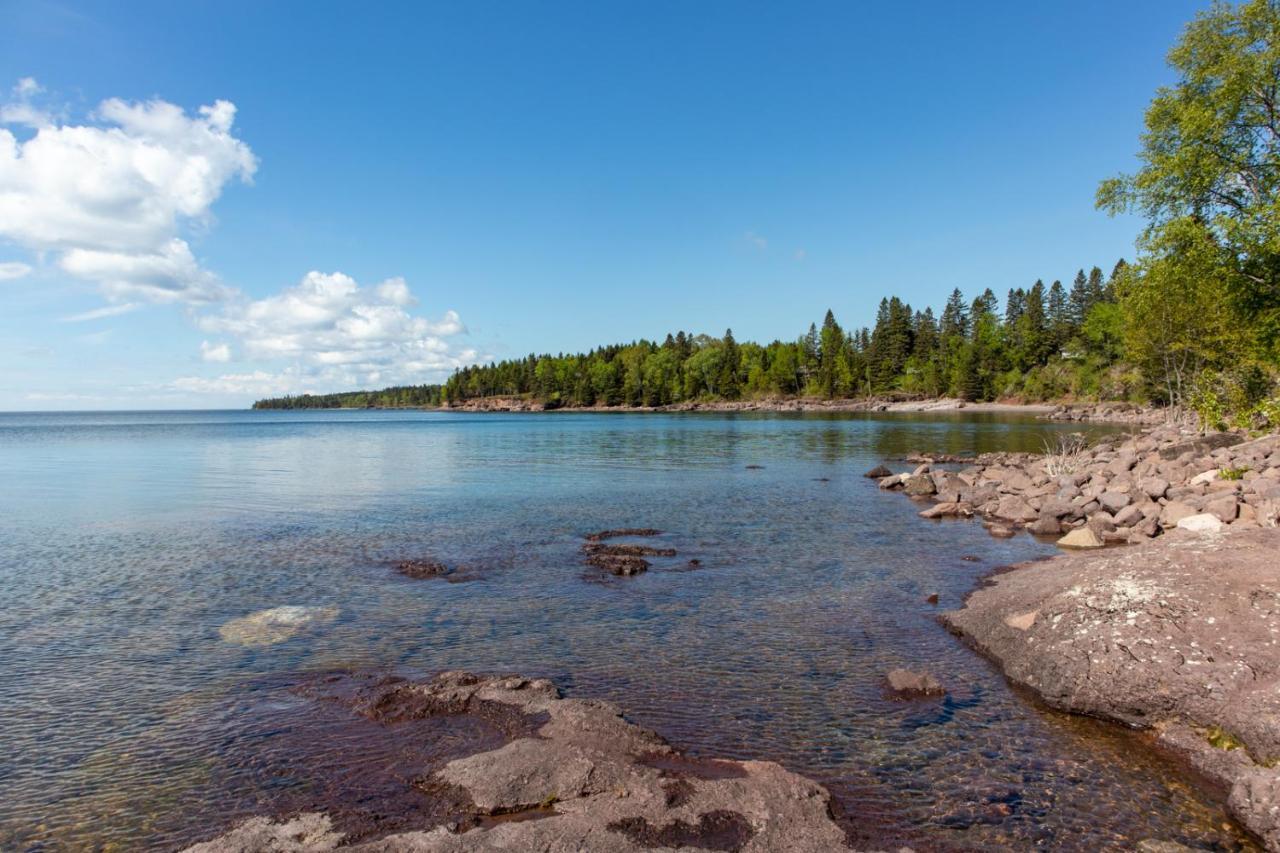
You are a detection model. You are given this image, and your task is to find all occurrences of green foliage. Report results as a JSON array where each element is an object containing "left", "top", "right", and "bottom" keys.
[
  {"left": 1220, "top": 465, "right": 1250, "bottom": 480},
  {"left": 1207, "top": 726, "right": 1245, "bottom": 751},
  {"left": 1099, "top": 0, "right": 1280, "bottom": 416},
  {"left": 252, "top": 384, "right": 444, "bottom": 409}
]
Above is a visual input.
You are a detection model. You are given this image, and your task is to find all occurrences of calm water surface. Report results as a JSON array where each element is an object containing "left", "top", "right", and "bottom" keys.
[{"left": 0, "top": 410, "right": 1255, "bottom": 851}]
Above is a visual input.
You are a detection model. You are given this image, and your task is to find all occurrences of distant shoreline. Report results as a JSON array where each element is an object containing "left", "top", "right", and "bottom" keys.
[{"left": 256, "top": 396, "right": 1166, "bottom": 425}]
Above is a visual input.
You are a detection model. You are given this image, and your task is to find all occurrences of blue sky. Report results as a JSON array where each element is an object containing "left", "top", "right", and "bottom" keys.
[{"left": 1, "top": 0, "right": 1206, "bottom": 409}]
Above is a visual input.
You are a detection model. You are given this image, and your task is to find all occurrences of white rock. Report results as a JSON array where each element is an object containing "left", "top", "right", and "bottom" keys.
[
  {"left": 218, "top": 605, "right": 339, "bottom": 646},
  {"left": 1190, "top": 470, "right": 1219, "bottom": 486},
  {"left": 1176, "top": 513, "right": 1226, "bottom": 533}
]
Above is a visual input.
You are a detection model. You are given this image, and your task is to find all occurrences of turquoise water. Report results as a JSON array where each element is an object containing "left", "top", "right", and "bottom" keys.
[{"left": 0, "top": 410, "right": 1254, "bottom": 851}]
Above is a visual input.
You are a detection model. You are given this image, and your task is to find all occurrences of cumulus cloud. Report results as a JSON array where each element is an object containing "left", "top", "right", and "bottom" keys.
[
  {"left": 0, "top": 260, "right": 31, "bottom": 280},
  {"left": 178, "top": 271, "right": 475, "bottom": 396},
  {"left": 0, "top": 78, "right": 256, "bottom": 303},
  {"left": 200, "top": 340, "right": 231, "bottom": 362}
]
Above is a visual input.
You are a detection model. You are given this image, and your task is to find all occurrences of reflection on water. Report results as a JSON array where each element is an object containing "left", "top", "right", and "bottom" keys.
[{"left": 0, "top": 410, "right": 1254, "bottom": 851}]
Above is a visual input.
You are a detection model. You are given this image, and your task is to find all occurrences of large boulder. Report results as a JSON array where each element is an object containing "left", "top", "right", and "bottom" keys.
[
  {"left": 903, "top": 474, "right": 937, "bottom": 497},
  {"left": 994, "top": 496, "right": 1038, "bottom": 523}
]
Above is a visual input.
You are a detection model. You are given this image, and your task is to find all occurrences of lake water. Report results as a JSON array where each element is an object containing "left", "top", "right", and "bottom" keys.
[{"left": 0, "top": 410, "right": 1255, "bottom": 851}]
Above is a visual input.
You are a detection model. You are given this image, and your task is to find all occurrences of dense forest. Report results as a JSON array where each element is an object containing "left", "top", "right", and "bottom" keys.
[
  {"left": 257, "top": 0, "right": 1280, "bottom": 429},
  {"left": 439, "top": 265, "right": 1129, "bottom": 408},
  {"left": 253, "top": 384, "right": 443, "bottom": 410}
]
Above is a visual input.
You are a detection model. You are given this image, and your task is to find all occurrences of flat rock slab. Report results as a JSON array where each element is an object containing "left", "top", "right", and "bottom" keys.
[
  {"left": 185, "top": 671, "right": 856, "bottom": 852},
  {"left": 942, "top": 527, "right": 1280, "bottom": 849}
]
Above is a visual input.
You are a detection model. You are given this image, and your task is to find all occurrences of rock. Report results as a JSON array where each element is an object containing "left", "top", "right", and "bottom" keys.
[
  {"left": 185, "top": 671, "right": 853, "bottom": 852},
  {"left": 926, "top": 592, "right": 939, "bottom": 605},
  {"left": 903, "top": 474, "right": 937, "bottom": 496},
  {"left": 1028, "top": 516, "right": 1063, "bottom": 536},
  {"left": 864, "top": 464, "right": 893, "bottom": 478},
  {"left": 1038, "top": 497, "right": 1076, "bottom": 520},
  {"left": 1057, "top": 527, "right": 1103, "bottom": 549},
  {"left": 1190, "top": 470, "right": 1219, "bottom": 486},
  {"left": 878, "top": 474, "right": 907, "bottom": 490},
  {"left": 1098, "top": 491, "right": 1132, "bottom": 513},
  {"left": 919, "top": 502, "right": 968, "bottom": 519},
  {"left": 994, "top": 496, "right": 1038, "bottom": 523},
  {"left": 1176, "top": 513, "right": 1226, "bottom": 533},
  {"left": 941, "top": 528, "right": 1280, "bottom": 849},
  {"left": 584, "top": 528, "right": 663, "bottom": 542},
  {"left": 1205, "top": 495, "right": 1240, "bottom": 524},
  {"left": 1003, "top": 610, "right": 1038, "bottom": 631},
  {"left": 184, "top": 814, "right": 343, "bottom": 852},
  {"left": 1141, "top": 473, "right": 1172, "bottom": 502},
  {"left": 985, "top": 523, "right": 1016, "bottom": 539},
  {"left": 885, "top": 668, "right": 945, "bottom": 697},
  {"left": 1157, "top": 431, "right": 1244, "bottom": 460},
  {"left": 1113, "top": 504, "right": 1145, "bottom": 528},
  {"left": 1159, "top": 501, "right": 1197, "bottom": 528},
  {"left": 396, "top": 559, "right": 450, "bottom": 579},
  {"left": 217, "top": 606, "right": 339, "bottom": 647}
]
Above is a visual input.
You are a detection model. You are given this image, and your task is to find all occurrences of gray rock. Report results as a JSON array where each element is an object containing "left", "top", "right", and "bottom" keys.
[
  {"left": 1098, "top": 491, "right": 1132, "bottom": 513},
  {"left": 1140, "top": 477, "right": 1171, "bottom": 499},
  {"left": 903, "top": 474, "right": 937, "bottom": 497},
  {"left": 994, "top": 496, "right": 1038, "bottom": 523}
]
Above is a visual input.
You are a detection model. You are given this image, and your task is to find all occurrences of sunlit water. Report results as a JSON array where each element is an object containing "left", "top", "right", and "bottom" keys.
[{"left": 0, "top": 410, "right": 1255, "bottom": 851}]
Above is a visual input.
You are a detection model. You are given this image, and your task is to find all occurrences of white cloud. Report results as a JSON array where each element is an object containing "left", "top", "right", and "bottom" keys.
[
  {"left": 200, "top": 340, "right": 231, "bottom": 362},
  {"left": 0, "top": 260, "right": 31, "bottom": 280},
  {"left": 0, "top": 79, "right": 256, "bottom": 304},
  {"left": 744, "top": 230, "right": 768, "bottom": 250},
  {"left": 61, "top": 301, "right": 139, "bottom": 322},
  {"left": 180, "top": 271, "right": 475, "bottom": 396}
]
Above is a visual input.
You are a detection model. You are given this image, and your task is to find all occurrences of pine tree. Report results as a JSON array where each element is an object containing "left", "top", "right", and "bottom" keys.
[
  {"left": 1069, "top": 269, "right": 1090, "bottom": 325},
  {"left": 940, "top": 288, "right": 969, "bottom": 339},
  {"left": 720, "top": 329, "right": 741, "bottom": 399}
]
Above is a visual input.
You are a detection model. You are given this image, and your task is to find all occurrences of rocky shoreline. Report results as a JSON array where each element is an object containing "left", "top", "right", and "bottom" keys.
[
  {"left": 185, "top": 671, "right": 855, "bottom": 852},
  {"left": 873, "top": 421, "right": 1280, "bottom": 848},
  {"left": 443, "top": 395, "right": 1059, "bottom": 415}
]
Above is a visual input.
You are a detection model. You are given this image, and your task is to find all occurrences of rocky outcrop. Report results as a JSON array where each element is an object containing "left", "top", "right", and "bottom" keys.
[
  {"left": 941, "top": 527, "right": 1280, "bottom": 850},
  {"left": 877, "top": 425, "right": 1280, "bottom": 543},
  {"left": 185, "top": 672, "right": 855, "bottom": 852}
]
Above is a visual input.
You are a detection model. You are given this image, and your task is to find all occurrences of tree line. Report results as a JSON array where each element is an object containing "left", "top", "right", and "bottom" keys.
[
  {"left": 252, "top": 384, "right": 444, "bottom": 410},
  {"left": 438, "top": 264, "right": 1128, "bottom": 408}
]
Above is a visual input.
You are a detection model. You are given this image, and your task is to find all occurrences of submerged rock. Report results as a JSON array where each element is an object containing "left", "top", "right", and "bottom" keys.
[
  {"left": 396, "top": 559, "right": 450, "bottom": 579},
  {"left": 185, "top": 671, "right": 853, "bottom": 852},
  {"left": 217, "top": 605, "right": 339, "bottom": 647},
  {"left": 864, "top": 464, "right": 893, "bottom": 478},
  {"left": 584, "top": 528, "right": 662, "bottom": 542},
  {"left": 885, "top": 668, "right": 945, "bottom": 698}
]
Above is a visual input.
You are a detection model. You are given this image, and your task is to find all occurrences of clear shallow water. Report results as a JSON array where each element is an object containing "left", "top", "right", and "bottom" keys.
[{"left": 0, "top": 410, "right": 1255, "bottom": 851}]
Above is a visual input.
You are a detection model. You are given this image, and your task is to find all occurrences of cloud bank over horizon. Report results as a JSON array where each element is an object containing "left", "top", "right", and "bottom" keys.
[{"left": 0, "top": 79, "right": 476, "bottom": 404}]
